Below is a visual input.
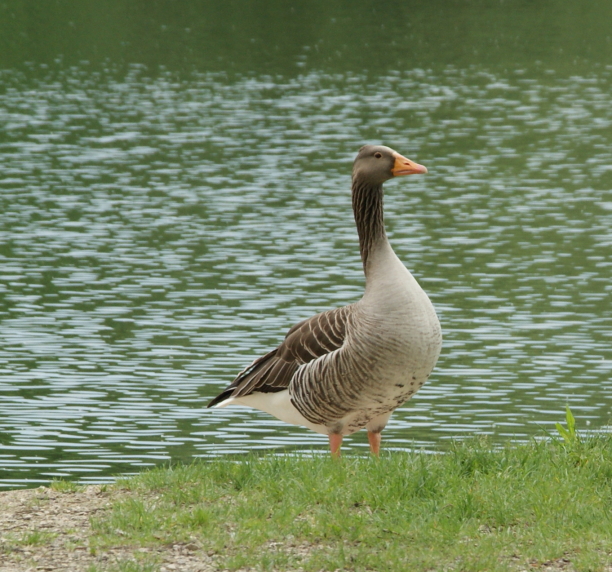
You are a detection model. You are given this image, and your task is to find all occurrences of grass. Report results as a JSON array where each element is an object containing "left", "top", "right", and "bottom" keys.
[
  {"left": 87, "top": 561, "right": 159, "bottom": 572},
  {"left": 50, "top": 479, "right": 85, "bottom": 493},
  {"left": 0, "top": 529, "right": 58, "bottom": 557},
  {"left": 89, "top": 430, "right": 612, "bottom": 572}
]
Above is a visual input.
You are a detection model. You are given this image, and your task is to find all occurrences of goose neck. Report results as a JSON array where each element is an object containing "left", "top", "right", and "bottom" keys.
[{"left": 352, "top": 179, "right": 387, "bottom": 274}]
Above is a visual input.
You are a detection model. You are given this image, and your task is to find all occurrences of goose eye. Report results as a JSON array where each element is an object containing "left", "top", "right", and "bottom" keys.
[{"left": 374, "top": 152, "right": 382, "bottom": 159}]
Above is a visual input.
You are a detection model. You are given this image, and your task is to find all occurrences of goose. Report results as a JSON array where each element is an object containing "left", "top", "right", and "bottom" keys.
[{"left": 208, "top": 145, "right": 442, "bottom": 457}]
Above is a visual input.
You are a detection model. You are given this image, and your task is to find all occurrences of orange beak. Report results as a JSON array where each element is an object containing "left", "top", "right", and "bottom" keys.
[{"left": 391, "top": 152, "right": 428, "bottom": 176}]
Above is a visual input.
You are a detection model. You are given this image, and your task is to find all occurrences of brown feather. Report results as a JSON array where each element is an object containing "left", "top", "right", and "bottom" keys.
[{"left": 207, "top": 306, "right": 351, "bottom": 407}]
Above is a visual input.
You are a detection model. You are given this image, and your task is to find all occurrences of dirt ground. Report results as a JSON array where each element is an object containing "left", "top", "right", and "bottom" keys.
[{"left": 0, "top": 485, "right": 217, "bottom": 572}]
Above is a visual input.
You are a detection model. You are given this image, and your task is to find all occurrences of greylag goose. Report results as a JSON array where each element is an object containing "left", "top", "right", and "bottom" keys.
[{"left": 208, "top": 145, "right": 442, "bottom": 457}]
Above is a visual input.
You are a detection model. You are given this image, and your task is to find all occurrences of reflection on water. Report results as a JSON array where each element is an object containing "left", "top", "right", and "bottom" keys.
[{"left": 1, "top": 63, "right": 612, "bottom": 488}]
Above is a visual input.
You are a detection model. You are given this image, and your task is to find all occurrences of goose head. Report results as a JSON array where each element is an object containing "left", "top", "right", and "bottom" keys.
[{"left": 352, "top": 145, "right": 427, "bottom": 186}]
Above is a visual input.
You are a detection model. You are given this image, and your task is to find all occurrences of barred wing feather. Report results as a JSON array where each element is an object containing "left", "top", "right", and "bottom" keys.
[{"left": 207, "top": 306, "right": 351, "bottom": 407}]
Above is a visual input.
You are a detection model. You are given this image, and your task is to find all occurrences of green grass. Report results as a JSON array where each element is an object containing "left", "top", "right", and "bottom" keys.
[
  {"left": 87, "top": 562, "right": 159, "bottom": 572},
  {"left": 0, "top": 529, "right": 58, "bottom": 556},
  {"left": 90, "top": 432, "right": 612, "bottom": 572},
  {"left": 50, "top": 479, "right": 85, "bottom": 493}
]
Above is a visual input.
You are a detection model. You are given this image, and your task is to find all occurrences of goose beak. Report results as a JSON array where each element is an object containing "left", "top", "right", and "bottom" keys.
[{"left": 391, "top": 152, "right": 428, "bottom": 176}]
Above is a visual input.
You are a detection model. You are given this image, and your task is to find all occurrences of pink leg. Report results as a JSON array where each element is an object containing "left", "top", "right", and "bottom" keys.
[
  {"left": 367, "top": 431, "right": 382, "bottom": 456},
  {"left": 329, "top": 434, "right": 343, "bottom": 458}
]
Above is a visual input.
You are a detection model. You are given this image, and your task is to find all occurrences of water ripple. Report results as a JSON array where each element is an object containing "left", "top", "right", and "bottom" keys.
[{"left": 1, "top": 63, "right": 612, "bottom": 487}]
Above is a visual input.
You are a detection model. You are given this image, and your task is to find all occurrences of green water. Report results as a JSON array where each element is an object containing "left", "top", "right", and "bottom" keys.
[{"left": 1, "top": 1, "right": 612, "bottom": 488}]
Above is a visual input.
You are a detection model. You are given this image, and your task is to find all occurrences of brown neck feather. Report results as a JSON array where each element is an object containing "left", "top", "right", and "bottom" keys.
[{"left": 351, "top": 179, "right": 386, "bottom": 273}]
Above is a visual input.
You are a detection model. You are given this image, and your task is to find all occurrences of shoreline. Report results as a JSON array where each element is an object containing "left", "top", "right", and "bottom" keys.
[{"left": 1, "top": 437, "right": 612, "bottom": 572}]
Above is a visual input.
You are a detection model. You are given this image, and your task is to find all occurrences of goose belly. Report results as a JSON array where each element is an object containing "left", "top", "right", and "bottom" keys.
[
  {"left": 289, "top": 318, "right": 441, "bottom": 436},
  {"left": 361, "top": 285, "right": 442, "bottom": 390},
  {"left": 335, "top": 354, "right": 437, "bottom": 435},
  {"left": 296, "top": 286, "right": 441, "bottom": 435}
]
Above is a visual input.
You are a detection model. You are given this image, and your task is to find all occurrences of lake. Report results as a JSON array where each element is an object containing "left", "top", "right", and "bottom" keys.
[{"left": 1, "top": 0, "right": 612, "bottom": 488}]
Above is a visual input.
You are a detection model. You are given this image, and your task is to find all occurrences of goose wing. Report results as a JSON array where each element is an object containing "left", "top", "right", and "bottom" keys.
[{"left": 207, "top": 305, "right": 351, "bottom": 407}]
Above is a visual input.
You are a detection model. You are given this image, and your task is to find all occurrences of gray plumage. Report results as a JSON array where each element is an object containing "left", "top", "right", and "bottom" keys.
[{"left": 208, "top": 145, "right": 442, "bottom": 455}]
